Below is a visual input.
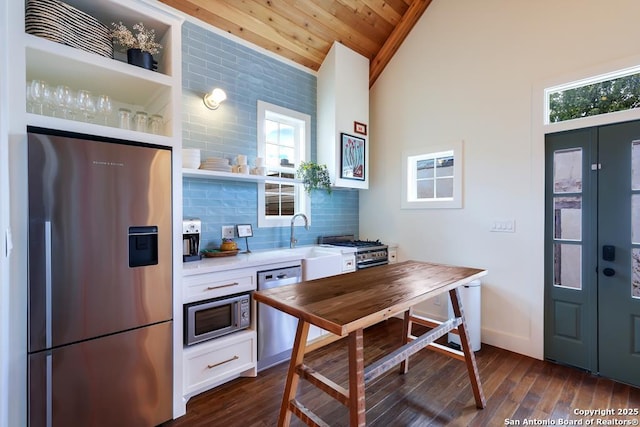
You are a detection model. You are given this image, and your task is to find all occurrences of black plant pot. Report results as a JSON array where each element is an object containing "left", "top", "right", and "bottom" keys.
[{"left": 127, "top": 48, "right": 158, "bottom": 71}]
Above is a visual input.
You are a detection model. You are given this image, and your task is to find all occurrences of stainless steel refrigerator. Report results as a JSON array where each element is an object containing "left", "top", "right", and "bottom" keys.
[{"left": 27, "top": 127, "right": 173, "bottom": 427}]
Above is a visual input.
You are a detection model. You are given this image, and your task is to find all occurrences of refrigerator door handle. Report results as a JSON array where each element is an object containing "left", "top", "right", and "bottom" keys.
[
  {"left": 45, "top": 221, "right": 52, "bottom": 349},
  {"left": 46, "top": 353, "right": 52, "bottom": 427}
]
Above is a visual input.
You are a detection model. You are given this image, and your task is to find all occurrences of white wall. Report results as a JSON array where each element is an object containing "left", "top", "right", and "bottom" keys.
[
  {"left": 364, "top": 0, "right": 640, "bottom": 358},
  {"left": 0, "top": 0, "right": 10, "bottom": 425}
]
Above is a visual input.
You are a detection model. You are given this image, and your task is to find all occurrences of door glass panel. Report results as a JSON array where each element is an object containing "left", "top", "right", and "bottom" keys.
[
  {"left": 633, "top": 195, "right": 640, "bottom": 244},
  {"left": 554, "top": 243, "right": 582, "bottom": 289},
  {"left": 554, "top": 196, "right": 582, "bottom": 240},
  {"left": 632, "top": 249, "right": 640, "bottom": 298},
  {"left": 632, "top": 141, "right": 640, "bottom": 190},
  {"left": 554, "top": 148, "right": 582, "bottom": 193}
]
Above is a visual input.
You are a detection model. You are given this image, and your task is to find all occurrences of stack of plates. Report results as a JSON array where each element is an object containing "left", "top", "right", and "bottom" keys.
[
  {"left": 182, "top": 149, "right": 201, "bottom": 169},
  {"left": 200, "top": 157, "right": 232, "bottom": 172},
  {"left": 25, "top": 0, "right": 114, "bottom": 59}
]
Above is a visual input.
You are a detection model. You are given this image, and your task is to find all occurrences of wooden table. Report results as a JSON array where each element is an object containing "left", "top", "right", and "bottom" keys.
[{"left": 253, "top": 260, "right": 487, "bottom": 427}]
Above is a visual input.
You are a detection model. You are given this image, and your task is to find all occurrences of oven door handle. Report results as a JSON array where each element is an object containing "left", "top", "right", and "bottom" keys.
[{"left": 358, "top": 260, "right": 389, "bottom": 269}]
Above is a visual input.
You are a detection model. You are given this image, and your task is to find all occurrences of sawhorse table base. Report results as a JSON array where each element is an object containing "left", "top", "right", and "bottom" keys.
[{"left": 277, "top": 287, "right": 486, "bottom": 427}]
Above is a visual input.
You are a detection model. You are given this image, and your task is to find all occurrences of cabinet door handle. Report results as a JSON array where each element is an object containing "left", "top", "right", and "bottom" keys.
[
  {"left": 206, "top": 282, "right": 239, "bottom": 291},
  {"left": 207, "top": 355, "right": 239, "bottom": 369}
]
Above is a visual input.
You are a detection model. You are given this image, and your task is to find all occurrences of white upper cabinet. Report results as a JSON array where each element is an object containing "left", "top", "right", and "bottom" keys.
[
  {"left": 317, "top": 42, "right": 370, "bottom": 189},
  {"left": 22, "top": 0, "right": 183, "bottom": 146}
]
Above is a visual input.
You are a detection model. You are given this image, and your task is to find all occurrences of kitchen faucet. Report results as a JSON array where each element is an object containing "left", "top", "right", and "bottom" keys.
[{"left": 290, "top": 213, "right": 309, "bottom": 248}]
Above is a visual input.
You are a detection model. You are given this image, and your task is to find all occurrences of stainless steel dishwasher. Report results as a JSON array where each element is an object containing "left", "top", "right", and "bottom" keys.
[{"left": 257, "top": 264, "right": 302, "bottom": 371}]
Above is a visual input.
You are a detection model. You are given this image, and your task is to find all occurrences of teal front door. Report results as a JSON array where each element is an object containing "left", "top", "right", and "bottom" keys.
[{"left": 545, "top": 120, "right": 640, "bottom": 387}]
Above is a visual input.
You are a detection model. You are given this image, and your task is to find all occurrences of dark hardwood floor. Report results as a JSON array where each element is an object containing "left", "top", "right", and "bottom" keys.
[{"left": 164, "top": 319, "right": 640, "bottom": 426}]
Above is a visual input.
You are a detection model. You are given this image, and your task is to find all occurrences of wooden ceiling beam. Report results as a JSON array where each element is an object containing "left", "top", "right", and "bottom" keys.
[{"left": 369, "top": 0, "right": 433, "bottom": 87}]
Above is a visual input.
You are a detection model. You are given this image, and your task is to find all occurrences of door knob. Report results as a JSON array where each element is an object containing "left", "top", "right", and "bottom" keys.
[{"left": 603, "top": 268, "right": 615, "bottom": 277}]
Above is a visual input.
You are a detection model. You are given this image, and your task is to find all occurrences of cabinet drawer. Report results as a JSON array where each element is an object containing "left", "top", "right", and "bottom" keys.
[
  {"left": 342, "top": 254, "right": 356, "bottom": 272},
  {"left": 184, "top": 332, "right": 256, "bottom": 395},
  {"left": 184, "top": 271, "right": 255, "bottom": 303}
]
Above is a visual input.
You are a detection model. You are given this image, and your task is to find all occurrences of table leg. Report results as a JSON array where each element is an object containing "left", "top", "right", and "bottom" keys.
[
  {"left": 348, "top": 328, "right": 366, "bottom": 427},
  {"left": 278, "top": 319, "right": 310, "bottom": 427},
  {"left": 400, "top": 308, "right": 413, "bottom": 374},
  {"left": 449, "top": 287, "right": 486, "bottom": 409}
]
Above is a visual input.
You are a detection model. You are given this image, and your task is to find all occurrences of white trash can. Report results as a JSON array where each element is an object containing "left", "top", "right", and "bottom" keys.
[{"left": 447, "top": 280, "right": 481, "bottom": 352}]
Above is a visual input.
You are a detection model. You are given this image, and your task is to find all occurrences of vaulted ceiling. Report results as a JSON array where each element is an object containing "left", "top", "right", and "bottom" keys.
[{"left": 158, "top": 0, "right": 433, "bottom": 87}]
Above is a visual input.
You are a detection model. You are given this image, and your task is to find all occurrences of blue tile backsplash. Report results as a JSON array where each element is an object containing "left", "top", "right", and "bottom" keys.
[{"left": 181, "top": 21, "right": 359, "bottom": 251}]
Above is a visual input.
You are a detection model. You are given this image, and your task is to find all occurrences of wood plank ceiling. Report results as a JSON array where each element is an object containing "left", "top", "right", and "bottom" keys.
[{"left": 158, "top": 0, "right": 433, "bottom": 87}]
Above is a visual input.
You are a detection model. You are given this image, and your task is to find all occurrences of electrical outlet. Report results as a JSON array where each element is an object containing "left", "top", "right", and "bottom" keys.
[
  {"left": 433, "top": 296, "right": 441, "bottom": 306},
  {"left": 222, "top": 225, "right": 235, "bottom": 239}
]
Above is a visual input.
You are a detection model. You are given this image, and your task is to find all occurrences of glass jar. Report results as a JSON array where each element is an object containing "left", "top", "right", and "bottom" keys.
[
  {"left": 133, "top": 111, "right": 148, "bottom": 132},
  {"left": 149, "top": 114, "right": 163, "bottom": 135},
  {"left": 118, "top": 108, "right": 131, "bottom": 130}
]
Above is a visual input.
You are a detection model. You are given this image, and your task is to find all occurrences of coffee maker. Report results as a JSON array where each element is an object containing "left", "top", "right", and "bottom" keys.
[{"left": 183, "top": 219, "right": 202, "bottom": 262}]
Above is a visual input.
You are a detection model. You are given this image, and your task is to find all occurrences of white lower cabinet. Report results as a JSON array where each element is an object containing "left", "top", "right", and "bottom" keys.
[
  {"left": 183, "top": 268, "right": 255, "bottom": 304},
  {"left": 183, "top": 330, "right": 257, "bottom": 398},
  {"left": 182, "top": 266, "right": 259, "bottom": 401}
]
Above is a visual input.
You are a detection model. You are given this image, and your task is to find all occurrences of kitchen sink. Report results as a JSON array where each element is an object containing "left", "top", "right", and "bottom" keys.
[{"left": 300, "top": 247, "right": 343, "bottom": 281}]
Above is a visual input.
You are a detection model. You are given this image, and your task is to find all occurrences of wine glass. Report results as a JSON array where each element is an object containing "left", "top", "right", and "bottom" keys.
[
  {"left": 29, "top": 80, "right": 46, "bottom": 115},
  {"left": 42, "top": 83, "right": 55, "bottom": 116},
  {"left": 75, "top": 90, "right": 94, "bottom": 122},
  {"left": 96, "top": 95, "right": 112, "bottom": 126},
  {"left": 26, "top": 83, "right": 34, "bottom": 113},
  {"left": 54, "top": 85, "right": 72, "bottom": 119},
  {"left": 84, "top": 95, "right": 96, "bottom": 123}
]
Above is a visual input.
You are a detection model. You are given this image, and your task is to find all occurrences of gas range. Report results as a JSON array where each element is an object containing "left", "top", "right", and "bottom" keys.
[{"left": 319, "top": 235, "right": 388, "bottom": 269}]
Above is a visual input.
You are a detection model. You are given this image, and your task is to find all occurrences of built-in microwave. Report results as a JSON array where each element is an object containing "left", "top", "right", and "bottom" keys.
[{"left": 184, "top": 292, "right": 251, "bottom": 346}]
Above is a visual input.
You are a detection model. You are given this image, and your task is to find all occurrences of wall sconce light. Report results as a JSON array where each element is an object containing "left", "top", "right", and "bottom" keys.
[{"left": 203, "top": 88, "right": 227, "bottom": 110}]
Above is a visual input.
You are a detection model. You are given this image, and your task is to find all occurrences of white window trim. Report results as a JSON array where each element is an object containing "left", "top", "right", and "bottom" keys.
[
  {"left": 401, "top": 140, "right": 463, "bottom": 209},
  {"left": 257, "top": 100, "right": 311, "bottom": 228}
]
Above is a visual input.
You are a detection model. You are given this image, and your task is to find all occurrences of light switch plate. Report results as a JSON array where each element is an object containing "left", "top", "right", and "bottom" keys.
[
  {"left": 222, "top": 225, "right": 235, "bottom": 239},
  {"left": 490, "top": 219, "right": 515, "bottom": 233}
]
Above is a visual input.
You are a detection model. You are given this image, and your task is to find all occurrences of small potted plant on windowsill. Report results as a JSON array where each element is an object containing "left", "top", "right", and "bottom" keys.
[
  {"left": 296, "top": 161, "right": 332, "bottom": 195},
  {"left": 111, "top": 21, "right": 162, "bottom": 71}
]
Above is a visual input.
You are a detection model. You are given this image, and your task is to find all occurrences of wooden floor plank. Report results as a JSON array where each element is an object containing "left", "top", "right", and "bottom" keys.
[{"left": 163, "top": 319, "right": 639, "bottom": 427}]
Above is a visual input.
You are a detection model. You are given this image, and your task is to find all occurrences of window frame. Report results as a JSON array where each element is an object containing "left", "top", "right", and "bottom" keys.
[
  {"left": 257, "top": 100, "right": 311, "bottom": 228},
  {"left": 401, "top": 141, "right": 463, "bottom": 209}
]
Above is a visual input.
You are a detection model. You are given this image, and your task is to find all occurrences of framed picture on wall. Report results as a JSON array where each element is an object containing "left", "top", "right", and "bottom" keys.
[
  {"left": 340, "top": 133, "right": 365, "bottom": 181},
  {"left": 354, "top": 121, "right": 367, "bottom": 135}
]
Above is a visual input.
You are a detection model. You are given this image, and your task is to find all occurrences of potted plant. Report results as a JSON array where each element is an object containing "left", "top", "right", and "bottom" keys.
[
  {"left": 296, "top": 161, "right": 332, "bottom": 194},
  {"left": 111, "top": 22, "right": 162, "bottom": 70}
]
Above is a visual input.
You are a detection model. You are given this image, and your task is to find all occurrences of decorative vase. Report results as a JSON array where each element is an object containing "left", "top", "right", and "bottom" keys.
[{"left": 126, "top": 48, "right": 158, "bottom": 71}]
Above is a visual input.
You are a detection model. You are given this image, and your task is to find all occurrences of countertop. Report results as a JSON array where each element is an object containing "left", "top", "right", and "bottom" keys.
[{"left": 182, "top": 245, "right": 356, "bottom": 276}]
